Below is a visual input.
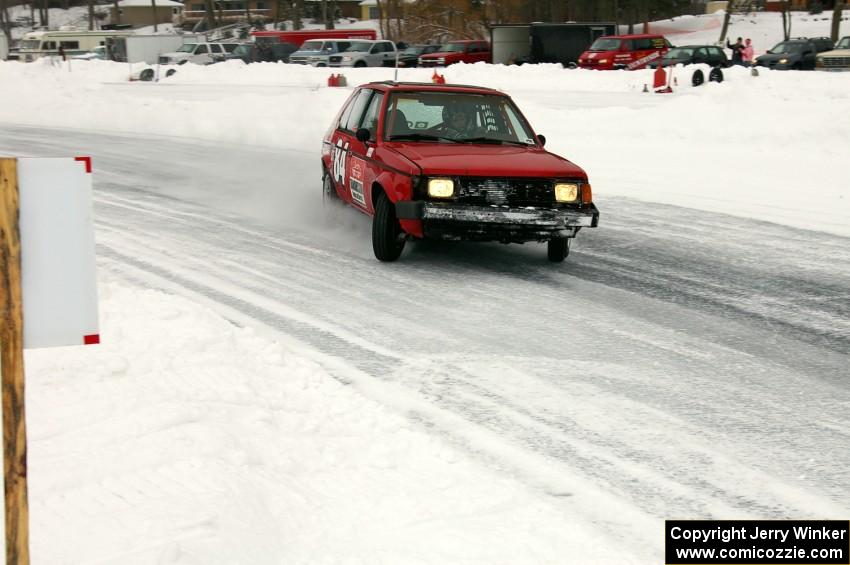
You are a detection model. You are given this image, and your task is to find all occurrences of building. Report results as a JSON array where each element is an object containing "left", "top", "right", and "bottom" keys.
[{"left": 110, "top": 0, "right": 184, "bottom": 27}]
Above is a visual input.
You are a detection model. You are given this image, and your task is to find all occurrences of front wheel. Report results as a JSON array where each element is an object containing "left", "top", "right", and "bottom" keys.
[
  {"left": 354, "top": 60, "right": 367, "bottom": 68},
  {"left": 372, "top": 192, "right": 405, "bottom": 262},
  {"left": 322, "top": 169, "right": 338, "bottom": 205},
  {"left": 547, "top": 237, "right": 570, "bottom": 262}
]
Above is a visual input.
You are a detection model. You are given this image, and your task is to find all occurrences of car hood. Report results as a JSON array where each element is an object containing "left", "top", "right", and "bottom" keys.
[
  {"left": 758, "top": 53, "right": 799, "bottom": 61},
  {"left": 819, "top": 48, "right": 850, "bottom": 57},
  {"left": 387, "top": 144, "right": 586, "bottom": 178},
  {"left": 420, "top": 51, "right": 459, "bottom": 59},
  {"left": 291, "top": 50, "right": 325, "bottom": 56}
]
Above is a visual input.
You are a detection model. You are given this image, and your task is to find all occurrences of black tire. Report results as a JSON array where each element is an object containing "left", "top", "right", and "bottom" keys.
[
  {"left": 165, "top": 68, "right": 177, "bottom": 78},
  {"left": 139, "top": 68, "right": 155, "bottom": 82},
  {"left": 372, "top": 192, "right": 405, "bottom": 262},
  {"left": 547, "top": 237, "right": 570, "bottom": 263},
  {"left": 709, "top": 67, "right": 724, "bottom": 83},
  {"left": 354, "top": 60, "right": 367, "bottom": 68},
  {"left": 691, "top": 69, "right": 705, "bottom": 87},
  {"left": 322, "top": 168, "right": 339, "bottom": 205}
]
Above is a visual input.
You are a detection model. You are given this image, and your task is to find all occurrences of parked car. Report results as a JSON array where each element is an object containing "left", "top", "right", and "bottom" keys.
[
  {"left": 651, "top": 45, "right": 729, "bottom": 67},
  {"left": 321, "top": 81, "right": 599, "bottom": 262},
  {"left": 225, "top": 41, "right": 298, "bottom": 63},
  {"left": 755, "top": 37, "right": 833, "bottom": 70},
  {"left": 397, "top": 44, "right": 442, "bottom": 67},
  {"left": 289, "top": 39, "right": 355, "bottom": 66},
  {"left": 328, "top": 40, "right": 397, "bottom": 67},
  {"left": 158, "top": 41, "right": 239, "bottom": 65},
  {"left": 816, "top": 36, "right": 850, "bottom": 71},
  {"left": 418, "top": 40, "right": 491, "bottom": 67},
  {"left": 577, "top": 33, "right": 671, "bottom": 70}
]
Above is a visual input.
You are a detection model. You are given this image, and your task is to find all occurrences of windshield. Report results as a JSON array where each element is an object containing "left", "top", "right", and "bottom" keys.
[
  {"left": 665, "top": 47, "right": 694, "bottom": 59},
  {"left": 300, "top": 41, "right": 323, "bottom": 51},
  {"left": 232, "top": 44, "right": 251, "bottom": 56},
  {"left": 769, "top": 42, "right": 804, "bottom": 54},
  {"left": 836, "top": 37, "right": 850, "bottom": 49},
  {"left": 589, "top": 38, "right": 621, "bottom": 51},
  {"left": 384, "top": 92, "right": 537, "bottom": 145},
  {"left": 441, "top": 42, "right": 468, "bottom": 53},
  {"left": 176, "top": 43, "right": 197, "bottom": 53},
  {"left": 347, "top": 41, "right": 373, "bottom": 52},
  {"left": 403, "top": 46, "right": 424, "bottom": 55}
]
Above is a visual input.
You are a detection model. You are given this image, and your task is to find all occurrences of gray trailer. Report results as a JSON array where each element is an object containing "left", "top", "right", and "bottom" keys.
[{"left": 491, "top": 23, "right": 616, "bottom": 66}]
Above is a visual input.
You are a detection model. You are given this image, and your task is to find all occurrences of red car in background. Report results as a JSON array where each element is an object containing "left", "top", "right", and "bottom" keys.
[
  {"left": 321, "top": 81, "right": 599, "bottom": 262},
  {"left": 418, "top": 40, "right": 491, "bottom": 67},
  {"left": 577, "top": 33, "right": 671, "bottom": 70}
]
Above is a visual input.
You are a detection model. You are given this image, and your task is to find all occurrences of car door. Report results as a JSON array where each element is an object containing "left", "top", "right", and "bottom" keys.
[
  {"left": 380, "top": 42, "right": 397, "bottom": 66},
  {"left": 193, "top": 44, "right": 209, "bottom": 63},
  {"left": 349, "top": 90, "right": 385, "bottom": 213},
  {"left": 367, "top": 42, "right": 382, "bottom": 66},
  {"left": 477, "top": 42, "right": 490, "bottom": 63},
  {"left": 802, "top": 42, "right": 817, "bottom": 69},
  {"left": 329, "top": 88, "right": 373, "bottom": 208}
]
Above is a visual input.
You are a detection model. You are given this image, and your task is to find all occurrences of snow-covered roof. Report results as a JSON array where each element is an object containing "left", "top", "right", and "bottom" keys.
[{"left": 117, "top": 0, "right": 184, "bottom": 7}]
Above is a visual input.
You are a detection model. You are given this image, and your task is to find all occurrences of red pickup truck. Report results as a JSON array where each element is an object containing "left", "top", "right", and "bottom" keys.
[
  {"left": 418, "top": 40, "right": 491, "bottom": 67},
  {"left": 321, "top": 81, "right": 599, "bottom": 262}
]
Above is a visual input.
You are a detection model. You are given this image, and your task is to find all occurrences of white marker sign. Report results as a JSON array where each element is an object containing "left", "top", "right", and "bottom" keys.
[{"left": 18, "top": 157, "right": 99, "bottom": 349}]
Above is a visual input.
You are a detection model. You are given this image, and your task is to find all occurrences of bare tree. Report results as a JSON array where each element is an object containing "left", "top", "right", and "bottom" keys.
[
  {"left": 204, "top": 0, "right": 216, "bottom": 29},
  {"left": 112, "top": 0, "right": 120, "bottom": 24},
  {"left": 375, "top": 0, "right": 386, "bottom": 38},
  {"left": 0, "top": 0, "right": 11, "bottom": 44},
  {"left": 88, "top": 0, "right": 94, "bottom": 29},
  {"left": 781, "top": 0, "right": 791, "bottom": 41},
  {"left": 293, "top": 0, "right": 303, "bottom": 30},
  {"left": 150, "top": 0, "right": 157, "bottom": 32},
  {"left": 42, "top": 0, "right": 48, "bottom": 27},
  {"left": 831, "top": 0, "right": 844, "bottom": 42}
]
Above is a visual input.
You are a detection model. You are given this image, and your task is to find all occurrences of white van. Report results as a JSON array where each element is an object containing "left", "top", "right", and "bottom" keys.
[{"left": 18, "top": 29, "right": 135, "bottom": 62}]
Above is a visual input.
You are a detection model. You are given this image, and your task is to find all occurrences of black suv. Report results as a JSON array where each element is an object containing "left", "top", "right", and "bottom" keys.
[
  {"left": 225, "top": 41, "right": 298, "bottom": 64},
  {"left": 755, "top": 37, "right": 834, "bottom": 70},
  {"left": 652, "top": 45, "right": 729, "bottom": 67}
]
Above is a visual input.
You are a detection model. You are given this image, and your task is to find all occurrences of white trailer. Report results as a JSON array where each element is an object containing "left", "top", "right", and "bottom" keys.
[{"left": 106, "top": 34, "right": 195, "bottom": 64}]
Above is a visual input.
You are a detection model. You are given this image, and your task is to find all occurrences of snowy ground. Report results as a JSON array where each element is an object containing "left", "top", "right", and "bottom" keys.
[{"left": 1, "top": 11, "right": 849, "bottom": 565}]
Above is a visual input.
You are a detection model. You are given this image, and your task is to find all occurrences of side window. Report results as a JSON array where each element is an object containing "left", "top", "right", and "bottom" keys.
[
  {"left": 370, "top": 44, "right": 381, "bottom": 54},
  {"left": 60, "top": 41, "right": 79, "bottom": 49},
  {"left": 196, "top": 44, "right": 208, "bottom": 54},
  {"left": 223, "top": 44, "right": 237, "bottom": 53},
  {"left": 381, "top": 42, "right": 394, "bottom": 52},
  {"left": 359, "top": 92, "right": 384, "bottom": 140},
  {"left": 633, "top": 38, "right": 652, "bottom": 50},
  {"left": 343, "top": 89, "right": 373, "bottom": 132},
  {"left": 621, "top": 40, "right": 633, "bottom": 51},
  {"left": 336, "top": 41, "right": 351, "bottom": 53},
  {"left": 479, "top": 42, "right": 489, "bottom": 52},
  {"left": 210, "top": 44, "right": 223, "bottom": 53}
]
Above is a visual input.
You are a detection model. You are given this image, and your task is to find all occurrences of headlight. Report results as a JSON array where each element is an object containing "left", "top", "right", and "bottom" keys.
[
  {"left": 554, "top": 183, "right": 579, "bottom": 203},
  {"left": 428, "top": 178, "right": 454, "bottom": 198},
  {"left": 779, "top": 58, "right": 788, "bottom": 64},
  {"left": 437, "top": 57, "right": 445, "bottom": 63},
  {"left": 599, "top": 59, "right": 608, "bottom": 64},
  {"left": 342, "top": 56, "right": 352, "bottom": 62}
]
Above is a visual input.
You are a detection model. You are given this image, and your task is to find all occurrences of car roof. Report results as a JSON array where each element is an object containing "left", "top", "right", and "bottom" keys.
[
  {"left": 673, "top": 45, "right": 720, "bottom": 48},
  {"left": 364, "top": 81, "right": 506, "bottom": 96},
  {"left": 599, "top": 33, "right": 665, "bottom": 39}
]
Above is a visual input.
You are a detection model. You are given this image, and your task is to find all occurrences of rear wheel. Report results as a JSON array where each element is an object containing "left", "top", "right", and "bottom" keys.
[
  {"left": 354, "top": 60, "right": 367, "bottom": 68},
  {"left": 709, "top": 67, "right": 724, "bottom": 82},
  {"left": 139, "top": 68, "right": 155, "bottom": 82},
  {"left": 372, "top": 192, "right": 405, "bottom": 262},
  {"left": 547, "top": 237, "right": 570, "bottom": 263}
]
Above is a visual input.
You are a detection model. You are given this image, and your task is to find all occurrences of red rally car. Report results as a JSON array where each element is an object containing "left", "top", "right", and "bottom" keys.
[{"left": 320, "top": 81, "right": 599, "bottom": 262}]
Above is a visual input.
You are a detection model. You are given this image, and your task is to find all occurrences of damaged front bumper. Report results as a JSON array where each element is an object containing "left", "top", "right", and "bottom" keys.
[{"left": 396, "top": 201, "right": 599, "bottom": 242}]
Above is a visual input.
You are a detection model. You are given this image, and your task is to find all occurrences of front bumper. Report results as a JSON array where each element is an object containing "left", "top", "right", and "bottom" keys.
[{"left": 396, "top": 201, "right": 599, "bottom": 242}]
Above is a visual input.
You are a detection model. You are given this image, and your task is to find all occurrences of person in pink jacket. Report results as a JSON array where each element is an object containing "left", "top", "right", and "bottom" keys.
[{"left": 742, "top": 38, "right": 754, "bottom": 65}]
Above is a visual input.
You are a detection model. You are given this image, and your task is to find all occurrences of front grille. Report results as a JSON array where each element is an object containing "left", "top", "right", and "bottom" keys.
[
  {"left": 456, "top": 178, "right": 555, "bottom": 208},
  {"left": 822, "top": 56, "right": 850, "bottom": 68},
  {"left": 329, "top": 55, "right": 342, "bottom": 63},
  {"left": 158, "top": 56, "right": 169, "bottom": 64},
  {"left": 290, "top": 57, "right": 308, "bottom": 64}
]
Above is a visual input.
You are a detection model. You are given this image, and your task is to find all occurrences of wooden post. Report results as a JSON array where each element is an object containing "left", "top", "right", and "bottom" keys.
[{"left": 0, "top": 158, "right": 30, "bottom": 565}]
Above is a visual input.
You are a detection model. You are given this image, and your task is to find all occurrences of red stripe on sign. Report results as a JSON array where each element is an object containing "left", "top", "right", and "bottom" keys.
[
  {"left": 75, "top": 156, "right": 92, "bottom": 173},
  {"left": 84, "top": 334, "right": 100, "bottom": 345}
]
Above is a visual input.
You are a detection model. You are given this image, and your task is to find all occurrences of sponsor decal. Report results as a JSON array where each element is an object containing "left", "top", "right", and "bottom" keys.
[
  {"left": 331, "top": 137, "right": 349, "bottom": 186},
  {"left": 349, "top": 157, "right": 366, "bottom": 206},
  {"left": 627, "top": 50, "right": 661, "bottom": 70}
]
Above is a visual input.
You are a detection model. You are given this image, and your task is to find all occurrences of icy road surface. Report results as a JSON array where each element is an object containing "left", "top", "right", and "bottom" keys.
[{"left": 5, "top": 125, "right": 848, "bottom": 555}]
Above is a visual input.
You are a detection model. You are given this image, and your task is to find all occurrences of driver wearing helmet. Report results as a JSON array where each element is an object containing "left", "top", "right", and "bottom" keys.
[{"left": 436, "top": 102, "right": 479, "bottom": 139}]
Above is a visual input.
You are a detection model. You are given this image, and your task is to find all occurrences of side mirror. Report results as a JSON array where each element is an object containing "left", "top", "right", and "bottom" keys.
[
  {"left": 537, "top": 134, "right": 546, "bottom": 147},
  {"left": 355, "top": 128, "right": 371, "bottom": 143}
]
